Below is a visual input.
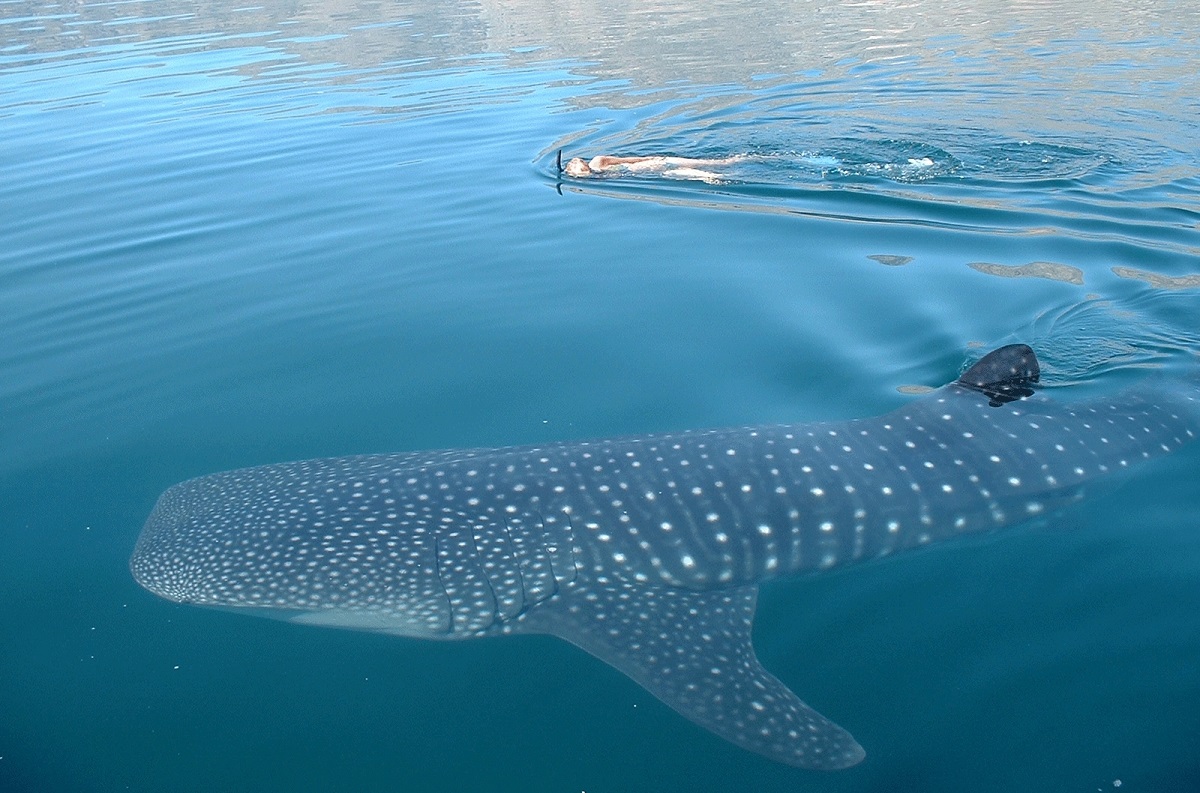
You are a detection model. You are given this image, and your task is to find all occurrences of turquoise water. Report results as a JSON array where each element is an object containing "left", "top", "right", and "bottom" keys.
[{"left": 3, "top": 0, "right": 1200, "bottom": 790}]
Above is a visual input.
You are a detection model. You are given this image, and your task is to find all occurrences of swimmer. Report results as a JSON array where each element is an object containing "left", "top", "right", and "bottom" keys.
[{"left": 561, "top": 152, "right": 748, "bottom": 183}]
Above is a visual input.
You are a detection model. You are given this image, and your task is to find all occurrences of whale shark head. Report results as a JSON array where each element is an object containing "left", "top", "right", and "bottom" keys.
[{"left": 130, "top": 454, "right": 480, "bottom": 637}]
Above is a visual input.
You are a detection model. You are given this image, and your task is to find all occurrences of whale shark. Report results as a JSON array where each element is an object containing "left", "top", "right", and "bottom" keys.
[{"left": 130, "top": 344, "right": 1198, "bottom": 769}]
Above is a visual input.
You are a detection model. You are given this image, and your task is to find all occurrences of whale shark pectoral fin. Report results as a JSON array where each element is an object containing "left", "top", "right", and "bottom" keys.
[{"left": 523, "top": 581, "right": 865, "bottom": 770}]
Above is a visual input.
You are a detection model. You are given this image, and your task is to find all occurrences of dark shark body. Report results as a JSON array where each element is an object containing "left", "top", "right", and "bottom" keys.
[{"left": 131, "top": 345, "right": 1198, "bottom": 769}]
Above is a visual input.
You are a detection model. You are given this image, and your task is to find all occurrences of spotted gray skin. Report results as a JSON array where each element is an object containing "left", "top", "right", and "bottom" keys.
[{"left": 131, "top": 345, "right": 1199, "bottom": 769}]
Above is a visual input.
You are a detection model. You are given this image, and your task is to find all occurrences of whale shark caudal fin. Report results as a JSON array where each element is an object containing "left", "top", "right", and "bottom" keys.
[{"left": 522, "top": 581, "right": 865, "bottom": 770}]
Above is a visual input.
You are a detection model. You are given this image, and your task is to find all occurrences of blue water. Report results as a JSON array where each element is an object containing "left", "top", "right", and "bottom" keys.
[{"left": 2, "top": 0, "right": 1199, "bottom": 790}]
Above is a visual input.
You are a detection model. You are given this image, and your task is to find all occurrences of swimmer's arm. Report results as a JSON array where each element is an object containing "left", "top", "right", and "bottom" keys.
[
  {"left": 579, "top": 153, "right": 750, "bottom": 175},
  {"left": 662, "top": 167, "right": 722, "bottom": 183},
  {"left": 664, "top": 154, "right": 748, "bottom": 166},
  {"left": 589, "top": 155, "right": 660, "bottom": 169},
  {"left": 593, "top": 154, "right": 748, "bottom": 169}
]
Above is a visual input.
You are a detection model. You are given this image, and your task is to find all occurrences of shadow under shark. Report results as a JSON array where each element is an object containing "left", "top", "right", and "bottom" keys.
[{"left": 130, "top": 344, "right": 1198, "bottom": 769}]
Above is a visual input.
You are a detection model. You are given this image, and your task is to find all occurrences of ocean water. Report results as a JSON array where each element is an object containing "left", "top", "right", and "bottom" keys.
[{"left": 2, "top": 0, "right": 1199, "bottom": 790}]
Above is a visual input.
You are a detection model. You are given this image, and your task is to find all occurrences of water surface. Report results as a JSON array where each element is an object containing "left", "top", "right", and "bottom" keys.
[{"left": 2, "top": 0, "right": 1199, "bottom": 790}]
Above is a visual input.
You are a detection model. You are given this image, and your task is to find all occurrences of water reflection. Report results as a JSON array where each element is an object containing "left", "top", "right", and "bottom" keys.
[
  {"left": 1113, "top": 266, "right": 1200, "bottom": 291},
  {"left": 868, "top": 254, "right": 913, "bottom": 267},
  {"left": 7, "top": 0, "right": 1199, "bottom": 104},
  {"left": 968, "top": 260, "right": 1085, "bottom": 285}
]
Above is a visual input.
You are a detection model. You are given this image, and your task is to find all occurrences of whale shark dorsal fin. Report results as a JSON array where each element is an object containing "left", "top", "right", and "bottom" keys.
[
  {"left": 956, "top": 343, "right": 1041, "bottom": 406},
  {"left": 522, "top": 582, "right": 865, "bottom": 769}
]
